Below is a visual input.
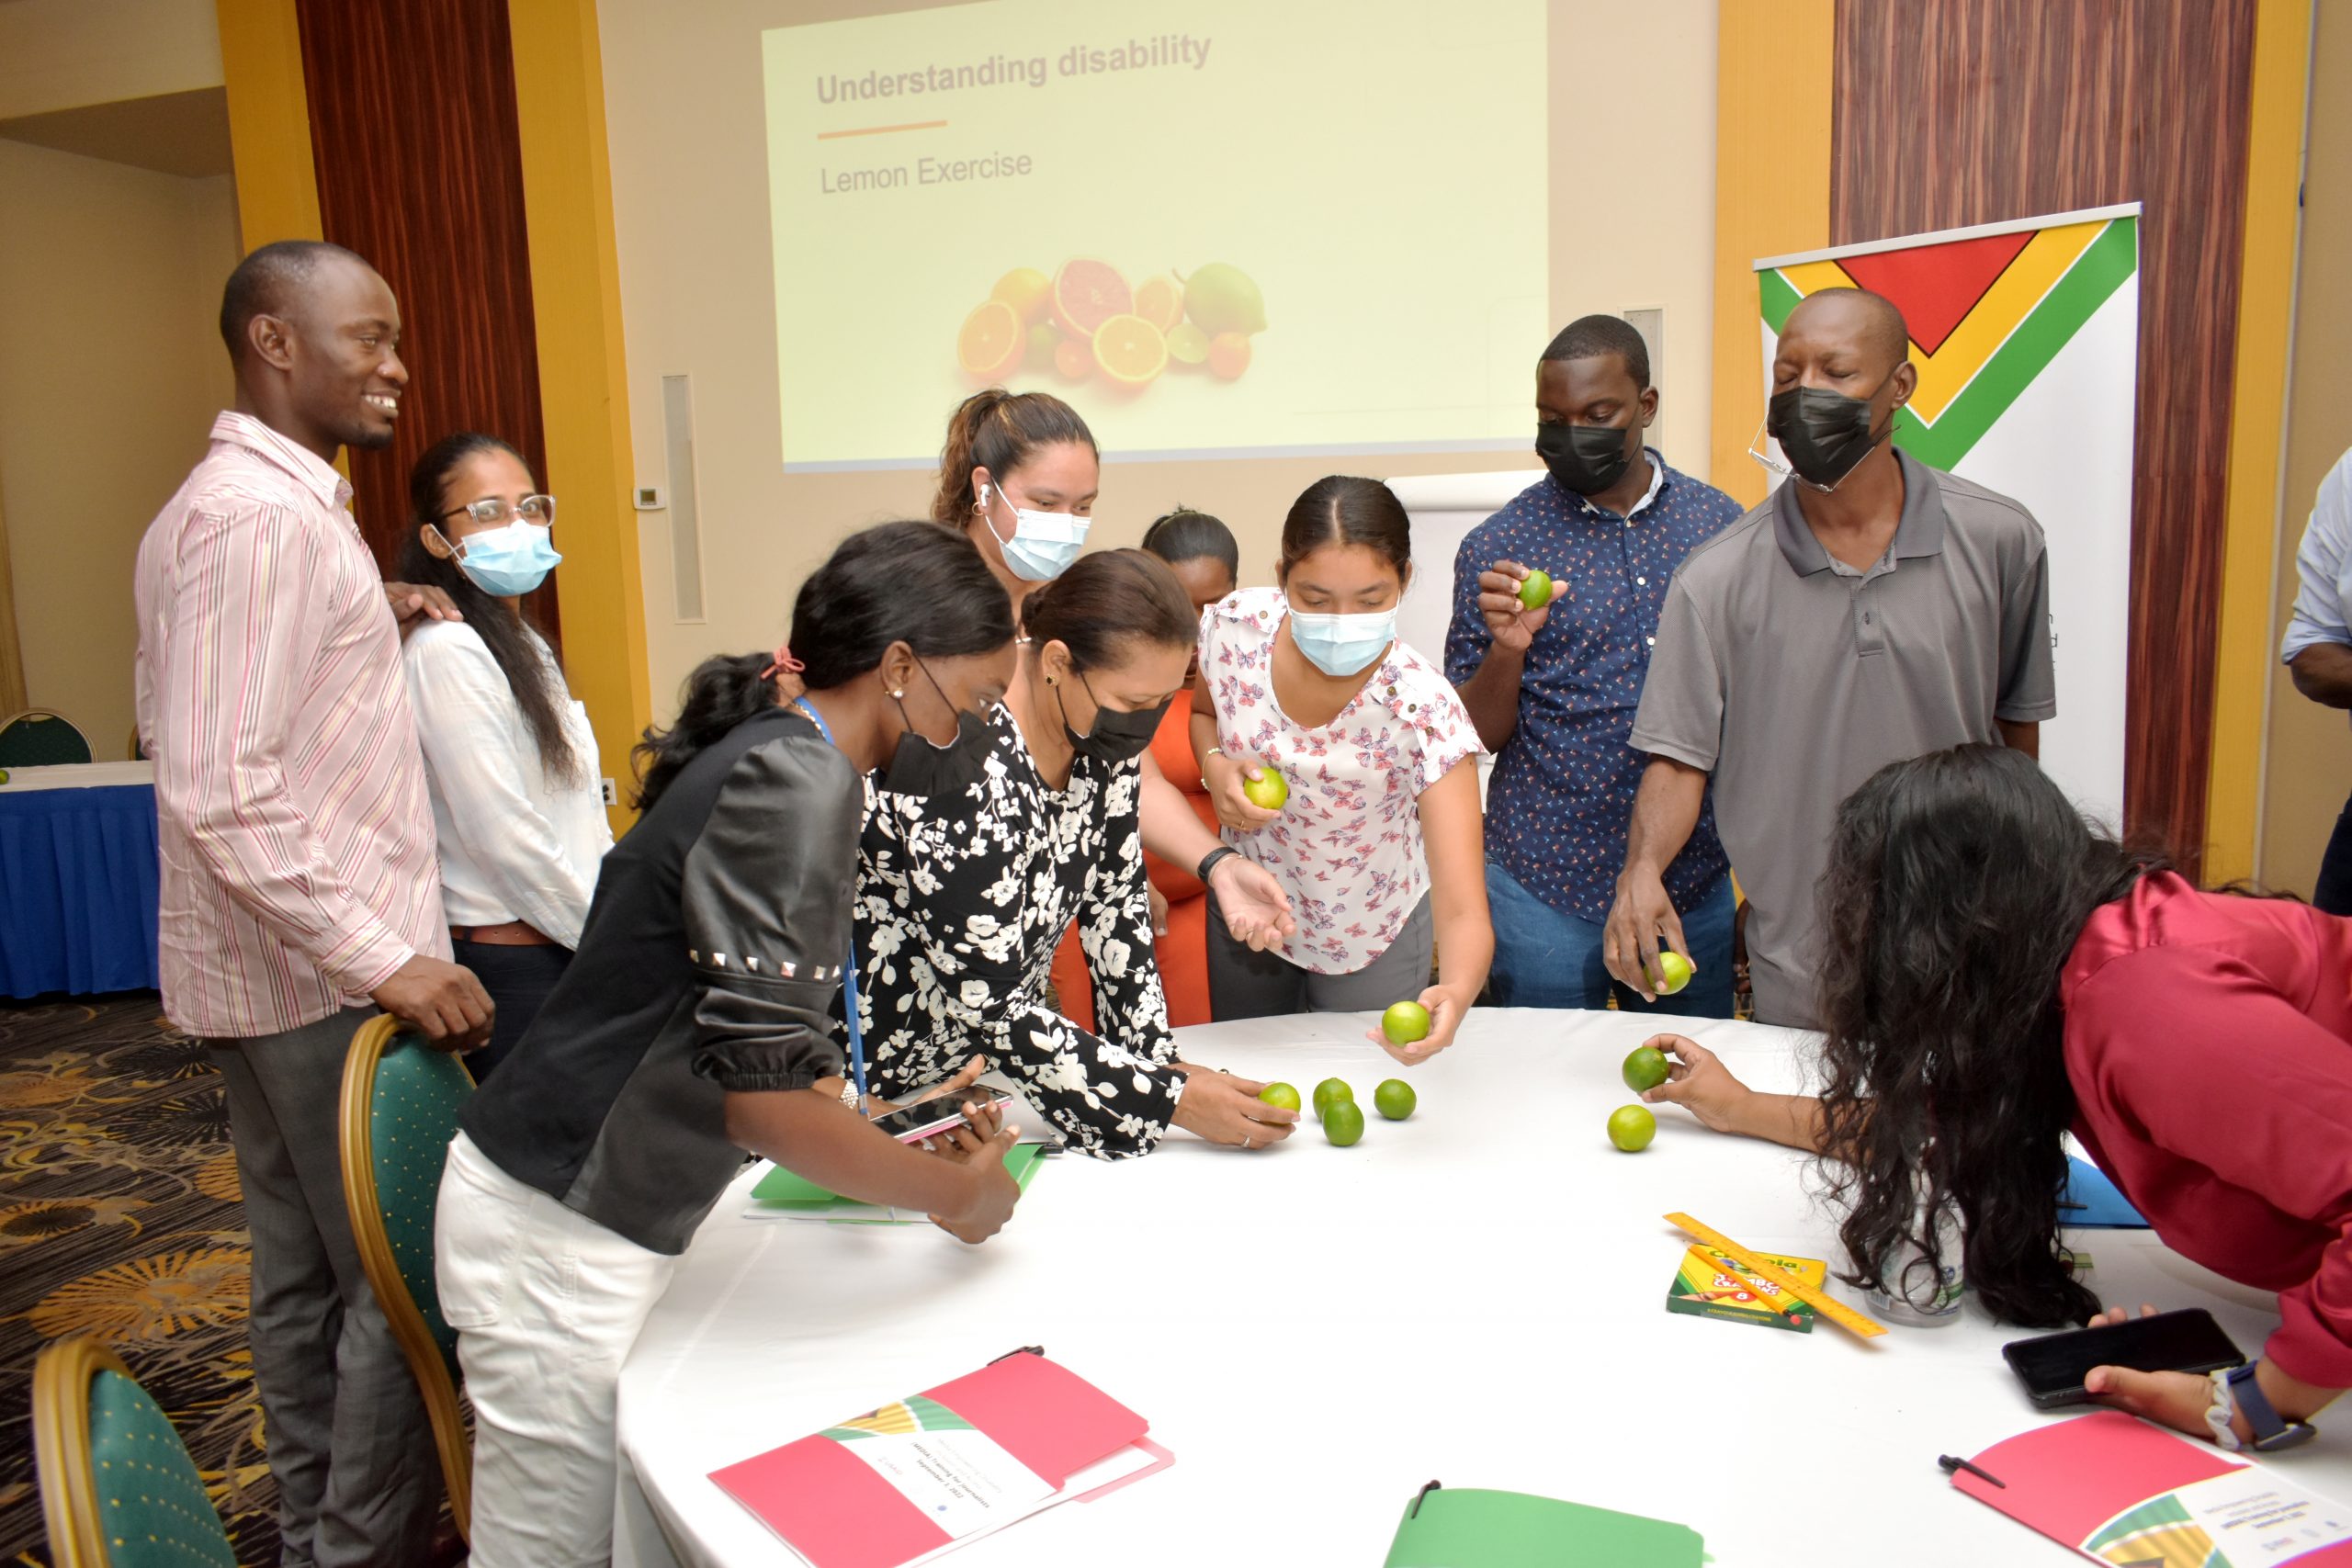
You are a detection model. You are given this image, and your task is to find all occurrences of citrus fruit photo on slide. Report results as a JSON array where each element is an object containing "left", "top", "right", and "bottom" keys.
[
  {"left": 762, "top": 0, "right": 1544, "bottom": 468},
  {"left": 957, "top": 259, "right": 1264, "bottom": 399}
]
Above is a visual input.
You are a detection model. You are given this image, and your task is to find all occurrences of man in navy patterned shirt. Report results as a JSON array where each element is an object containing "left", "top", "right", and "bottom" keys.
[{"left": 1445, "top": 316, "right": 1741, "bottom": 1013}]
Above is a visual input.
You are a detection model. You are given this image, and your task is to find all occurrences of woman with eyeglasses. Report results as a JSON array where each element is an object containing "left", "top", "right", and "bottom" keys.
[{"left": 398, "top": 433, "right": 610, "bottom": 1077}]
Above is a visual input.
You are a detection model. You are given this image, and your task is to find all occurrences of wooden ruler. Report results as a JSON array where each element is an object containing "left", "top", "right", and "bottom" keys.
[{"left": 1665, "top": 1211, "right": 1889, "bottom": 1340}]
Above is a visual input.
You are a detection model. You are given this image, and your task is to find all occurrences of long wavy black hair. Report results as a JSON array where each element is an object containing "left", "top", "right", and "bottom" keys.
[
  {"left": 397, "top": 433, "right": 582, "bottom": 785},
  {"left": 632, "top": 521, "right": 1013, "bottom": 811},
  {"left": 1812, "top": 744, "right": 2165, "bottom": 1328}
]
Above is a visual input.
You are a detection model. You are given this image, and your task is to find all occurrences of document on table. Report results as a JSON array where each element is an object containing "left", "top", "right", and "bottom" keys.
[{"left": 743, "top": 1143, "right": 1050, "bottom": 1224}]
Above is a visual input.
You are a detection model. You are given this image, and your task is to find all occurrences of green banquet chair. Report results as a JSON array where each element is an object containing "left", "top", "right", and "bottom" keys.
[
  {"left": 0, "top": 708, "right": 95, "bottom": 767},
  {"left": 32, "top": 1336, "right": 237, "bottom": 1568},
  {"left": 340, "top": 1014, "right": 477, "bottom": 1543}
]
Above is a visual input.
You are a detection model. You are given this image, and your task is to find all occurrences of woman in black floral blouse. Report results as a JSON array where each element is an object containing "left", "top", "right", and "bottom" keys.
[{"left": 854, "top": 550, "right": 1301, "bottom": 1156}]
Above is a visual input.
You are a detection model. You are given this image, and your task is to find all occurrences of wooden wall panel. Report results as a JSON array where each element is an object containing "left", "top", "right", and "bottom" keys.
[
  {"left": 1829, "top": 0, "right": 2257, "bottom": 872},
  {"left": 294, "top": 0, "right": 557, "bottom": 643}
]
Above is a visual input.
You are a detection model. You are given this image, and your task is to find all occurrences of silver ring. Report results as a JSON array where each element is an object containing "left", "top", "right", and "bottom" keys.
[{"left": 1241, "top": 1135, "right": 1253, "bottom": 1149}]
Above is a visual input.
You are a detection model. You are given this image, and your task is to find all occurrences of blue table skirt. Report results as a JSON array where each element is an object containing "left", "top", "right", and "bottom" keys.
[{"left": 0, "top": 784, "right": 161, "bottom": 997}]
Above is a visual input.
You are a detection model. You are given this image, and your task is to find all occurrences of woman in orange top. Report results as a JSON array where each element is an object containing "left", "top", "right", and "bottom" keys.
[{"left": 1050, "top": 508, "right": 1238, "bottom": 1027}]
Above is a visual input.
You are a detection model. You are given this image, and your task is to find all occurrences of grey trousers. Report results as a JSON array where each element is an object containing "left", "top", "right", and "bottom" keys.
[
  {"left": 208, "top": 1006, "right": 439, "bottom": 1568},
  {"left": 1205, "top": 890, "right": 1436, "bottom": 1018}
]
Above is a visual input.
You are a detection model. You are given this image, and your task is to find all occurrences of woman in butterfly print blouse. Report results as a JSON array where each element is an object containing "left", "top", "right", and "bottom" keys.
[{"left": 1194, "top": 476, "right": 1492, "bottom": 1059}]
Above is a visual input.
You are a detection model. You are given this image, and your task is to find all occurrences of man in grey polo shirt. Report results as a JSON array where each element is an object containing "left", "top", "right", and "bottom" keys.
[{"left": 1603, "top": 288, "right": 2052, "bottom": 1027}]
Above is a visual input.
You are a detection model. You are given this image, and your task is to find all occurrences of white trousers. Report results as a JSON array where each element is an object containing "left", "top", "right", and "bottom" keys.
[{"left": 436, "top": 1131, "right": 680, "bottom": 1568}]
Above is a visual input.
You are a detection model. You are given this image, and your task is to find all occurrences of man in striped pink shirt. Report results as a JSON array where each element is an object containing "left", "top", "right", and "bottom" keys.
[{"left": 134, "top": 240, "right": 493, "bottom": 1568}]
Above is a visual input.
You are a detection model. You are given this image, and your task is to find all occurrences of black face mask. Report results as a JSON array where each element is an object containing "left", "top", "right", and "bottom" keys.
[
  {"left": 1535, "top": 420, "right": 1636, "bottom": 496},
  {"left": 1059, "top": 670, "right": 1169, "bottom": 766},
  {"left": 1767, "top": 372, "right": 1897, "bottom": 491},
  {"left": 878, "top": 663, "right": 994, "bottom": 799}
]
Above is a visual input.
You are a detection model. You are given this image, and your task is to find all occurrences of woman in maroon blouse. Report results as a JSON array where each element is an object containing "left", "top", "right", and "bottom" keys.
[{"left": 1645, "top": 744, "right": 2349, "bottom": 1450}]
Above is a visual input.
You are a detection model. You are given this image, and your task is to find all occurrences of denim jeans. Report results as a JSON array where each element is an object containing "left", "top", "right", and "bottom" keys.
[{"left": 1484, "top": 862, "right": 1736, "bottom": 1016}]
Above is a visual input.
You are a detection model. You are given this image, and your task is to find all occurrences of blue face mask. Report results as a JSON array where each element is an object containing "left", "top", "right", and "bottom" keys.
[
  {"left": 1287, "top": 605, "right": 1397, "bottom": 677},
  {"left": 449, "top": 521, "right": 561, "bottom": 597},
  {"left": 986, "top": 483, "right": 1089, "bottom": 581}
]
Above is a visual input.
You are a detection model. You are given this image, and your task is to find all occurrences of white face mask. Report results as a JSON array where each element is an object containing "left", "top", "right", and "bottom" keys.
[
  {"left": 982, "top": 481, "right": 1089, "bottom": 581},
  {"left": 1287, "top": 605, "right": 1397, "bottom": 677}
]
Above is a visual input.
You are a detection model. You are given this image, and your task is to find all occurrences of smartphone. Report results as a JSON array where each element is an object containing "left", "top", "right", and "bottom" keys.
[
  {"left": 867, "top": 1092, "right": 1013, "bottom": 1145},
  {"left": 2002, "top": 1308, "right": 2245, "bottom": 1409}
]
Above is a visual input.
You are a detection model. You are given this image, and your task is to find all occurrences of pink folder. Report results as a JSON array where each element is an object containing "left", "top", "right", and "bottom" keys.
[
  {"left": 1952, "top": 1411, "right": 2352, "bottom": 1562},
  {"left": 708, "top": 1349, "right": 1157, "bottom": 1568}
]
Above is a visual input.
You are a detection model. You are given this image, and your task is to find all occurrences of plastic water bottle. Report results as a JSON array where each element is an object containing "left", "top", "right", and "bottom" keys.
[{"left": 1867, "top": 1179, "right": 1966, "bottom": 1327}]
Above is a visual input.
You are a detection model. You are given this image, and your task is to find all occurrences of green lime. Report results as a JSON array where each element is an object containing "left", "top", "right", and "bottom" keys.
[
  {"left": 1518, "top": 570, "right": 1554, "bottom": 612},
  {"left": 1380, "top": 1000, "right": 1430, "bottom": 1046},
  {"left": 1240, "top": 766, "right": 1288, "bottom": 810},
  {"left": 1323, "top": 1099, "right": 1365, "bottom": 1146},
  {"left": 1607, "top": 1104, "right": 1657, "bottom": 1152},
  {"left": 1373, "top": 1078, "right": 1416, "bottom": 1120},
  {"left": 1312, "top": 1077, "right": 1353, "bottom": 1119},
  {"left": 1178, "top": 262, "right": 1267, "bottom": 335},
  {"left": 1622, "top": 1045, "right": 1669, "bottom": 1093},
  {"left": 1165, "top": 321, "right": 1211, "bottom": 366},
  {"left": 1651, "top": 950, "right": 1695, "bottom": 995},
  {"left": 1258, "top": 1082, "right": 1301, "bottom": 1113}
]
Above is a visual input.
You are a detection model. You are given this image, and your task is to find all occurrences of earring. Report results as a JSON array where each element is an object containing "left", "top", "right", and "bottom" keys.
[
  {"left": 890, "top": 689, "right": 904, "bottom": 698},
  {"left": 1045, "top": 674, "right": 1057, "bottom": 685}
]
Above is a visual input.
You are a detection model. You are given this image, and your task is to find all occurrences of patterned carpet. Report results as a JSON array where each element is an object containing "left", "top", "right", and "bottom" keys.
[{"left": 0, "top": 993, "right": 277, "bottom": 1565}]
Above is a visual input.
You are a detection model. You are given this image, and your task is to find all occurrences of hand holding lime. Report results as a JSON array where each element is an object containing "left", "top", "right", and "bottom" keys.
[
  {"left": 1517, "top": 569, "right": 1555, "bottom": 612},
  {"left": 1240, "top": 765, "right": 1288, "bottom": 811},
  {"left": 1622, "top": 1045, "right": 1669, "bottom": 1093},
  {"left": 1258, "top": 1082, "right": 1301, "bottom": 1113},
  {"left": 1312, "top": 1078, "right": 1353, "bottom": 1120},
  {"left": 1607, "top": 1104, "right": 1657, "bottom": 1152},
  {"left": 1373, "top": 1078, "right": 1416, "bottom": 1120},
  {"left": 1648, "top": 951, "right": 1695, "bottom": 996},
  {"left": 1322, "top": 1099, "right": 1365, "bottom": 1146},
  {"left": 1380, "top": 1000, "right": 1431, "bottom": 1047}
]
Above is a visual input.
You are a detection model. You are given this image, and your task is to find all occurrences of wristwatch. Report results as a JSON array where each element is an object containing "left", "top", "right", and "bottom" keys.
[
  {"left": 2224, "top": 1361, "right": 2319, "bottom": 1451},
  {"left": 1197, "top": 846, "right": 1241, "bottom": 885}
]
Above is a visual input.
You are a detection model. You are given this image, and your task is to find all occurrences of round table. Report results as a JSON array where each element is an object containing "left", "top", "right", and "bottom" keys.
[{"left": 611, "top": 1009, "right": 2349, "bottom": 1567}]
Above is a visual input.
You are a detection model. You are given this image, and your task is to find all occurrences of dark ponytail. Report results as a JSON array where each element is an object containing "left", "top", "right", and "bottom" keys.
[
  {"left": 932, "top": 388, "right": 1097, "bottom": 528},
  {"left": 397, "top": 432, "right": 582, "bottom": 784},
  {"left": 1139, "top": 506, "right": 1238, "bottom": 577},
  {"left": 632, "top": 522, "right": 1013, "bottom": 810},
  {"left": 1278, "top": 475, "right": 1413, "bottom": 582},
  {"left": 1020, "top": 549, "right": 1195, "bottom": 672}
]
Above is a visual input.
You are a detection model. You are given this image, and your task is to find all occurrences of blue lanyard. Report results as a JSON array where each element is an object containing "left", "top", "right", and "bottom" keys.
[{"left": 790, "top": 697, "right": 868, "bottom": 1107}]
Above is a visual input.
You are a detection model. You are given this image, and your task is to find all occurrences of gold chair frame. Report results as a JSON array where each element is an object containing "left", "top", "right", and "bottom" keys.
[
  {"left": 31, "top": 1336, "right": 189, "bottom": 1568},
  {"left": 338, "top": 1013, "right": 474, "bottom": 1541}
]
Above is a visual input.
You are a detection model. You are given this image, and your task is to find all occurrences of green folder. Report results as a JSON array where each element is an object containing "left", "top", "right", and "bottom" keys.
[
  {"left": 750, "top": 1142, "right": 1049, "bottom": 1219},
  {"left": 1384, "top": 1486, "right": 1704, "bottom": 1568}
]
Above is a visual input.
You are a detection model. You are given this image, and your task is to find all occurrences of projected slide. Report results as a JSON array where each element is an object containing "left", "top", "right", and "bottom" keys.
[{"left": 762, "top": 0, "right": 1545, "bottom": 469}]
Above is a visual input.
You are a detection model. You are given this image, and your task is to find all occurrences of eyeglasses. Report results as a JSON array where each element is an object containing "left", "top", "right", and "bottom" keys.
[{"left": 437, "top": 494, "right": 556, "bottom": 528}]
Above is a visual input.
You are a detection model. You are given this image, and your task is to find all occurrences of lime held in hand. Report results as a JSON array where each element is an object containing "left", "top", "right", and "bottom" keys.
[
  {"left": 1380, "top": 1000, "right": 1431, "bottom": 1047},
  {"left": 1518, "top": 570, "right": 1554, "bottom": 612},
  {"left": 1622, "top": 1045, "right": 1670, "bottom": 1094},
  {"left": 1648, "top": 951, "right": 1695, "bottom": 996},
  {"left": 1607, "top": 1104, "right": 1657, "bottom": 1153},
  {"left": 1373, "top": 1078, "right": 1416, "bottom": 1121},
  {"left": 1258, "top": 1082, "right": 1302, "bottom": 1113},
  {"left": 1312, "top": 1078, "right": 1353, "bottom": 1120},
  {"left": 1322, "top": 1099, "right": 1365, "bottom": 1146},
  {"left": 1240, "top": 766, "right": 1288, "bottom": 811}
]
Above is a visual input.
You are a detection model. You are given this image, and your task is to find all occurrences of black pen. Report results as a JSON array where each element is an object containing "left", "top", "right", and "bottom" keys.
[{"left": 1939, "top": 1453, "right": 2006, "bottom": 1489}]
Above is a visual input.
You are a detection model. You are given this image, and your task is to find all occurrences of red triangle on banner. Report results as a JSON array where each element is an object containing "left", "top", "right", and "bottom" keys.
[{"left": 1836, "top": 229, "right": 2035, "bottom": 355}]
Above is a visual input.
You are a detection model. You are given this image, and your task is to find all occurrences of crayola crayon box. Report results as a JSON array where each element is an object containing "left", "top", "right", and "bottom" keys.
[{"left": 1666, "top": 1246, "right": 1825, "bottom": 1333}]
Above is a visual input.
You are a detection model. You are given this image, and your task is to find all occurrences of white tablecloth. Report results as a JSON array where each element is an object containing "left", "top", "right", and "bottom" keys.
[
  {"left": 612, "top": 1009, "right": 2350, "bottom": 1567},
  {"left": 0, "top": 761, "right": 153, "bottom": 790}
]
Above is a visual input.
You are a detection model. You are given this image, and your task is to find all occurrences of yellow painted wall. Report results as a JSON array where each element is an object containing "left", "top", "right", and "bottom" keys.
[
  {"left": 1705, "top": 0, "right": 1833, "bottom": 512},
  {"left": 2204, "top": 0, "right": 2314, "bottom": 885},
  {"left": 0, "top": 0, "right": 222, "bottom": 120},
  {"left": 2258, "top": 0, "right": 2352, "bottom": 894},
  {"left": 0, "top": 141, "right": 240, "bottom": 758},
  {"left": 594, "top": 0, "right": 1726, "bottom": 716},
  {"left": 510, "top": 0, "right": 651, "bottom": 835},
  {"left": 214, "top": 0, "right": 321, "bottom": 246}
]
